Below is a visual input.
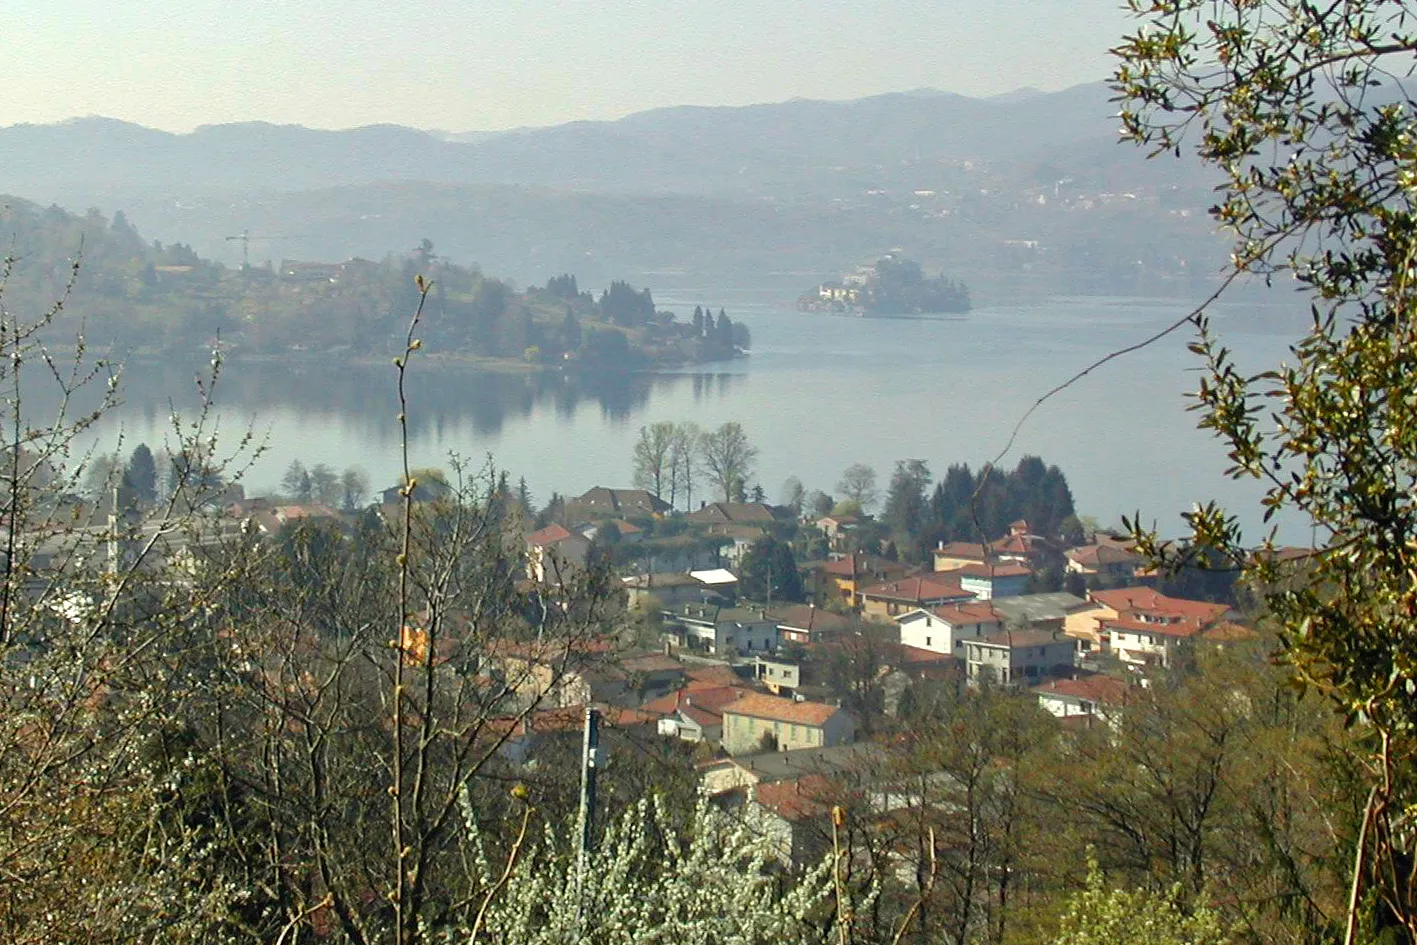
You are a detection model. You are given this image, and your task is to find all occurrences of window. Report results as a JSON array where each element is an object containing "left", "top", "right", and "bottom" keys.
[{"left": 925, "top": 636, "right": 932, "bottom": 647}]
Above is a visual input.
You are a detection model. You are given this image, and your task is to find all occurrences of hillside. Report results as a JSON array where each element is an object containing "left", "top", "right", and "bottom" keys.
[{"left": 0, "top": 84, "right": 1229, "bottom": 302}]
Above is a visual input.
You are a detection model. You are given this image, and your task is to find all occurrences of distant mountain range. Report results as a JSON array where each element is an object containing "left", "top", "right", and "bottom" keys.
[{"left": 0, "top": 84, "right": 1227, "bottom": 302}]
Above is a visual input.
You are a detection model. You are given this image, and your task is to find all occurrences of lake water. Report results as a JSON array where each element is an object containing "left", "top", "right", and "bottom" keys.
[{"left": 92, "top": 295, "right": 1308, "bottom": 540}]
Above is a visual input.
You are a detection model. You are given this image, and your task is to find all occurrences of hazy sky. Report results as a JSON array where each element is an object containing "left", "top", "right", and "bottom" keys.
[{"left": 5, "top": 1, "right": 1129, "bottom": 132}]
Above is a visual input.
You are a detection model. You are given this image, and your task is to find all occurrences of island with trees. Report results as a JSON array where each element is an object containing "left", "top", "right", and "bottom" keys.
[
  {"left": 0, "top": 197, "right": 747, "bottom": 373},
  {"left": 799, "top": 252, "right": 971, "bottom": 316}
]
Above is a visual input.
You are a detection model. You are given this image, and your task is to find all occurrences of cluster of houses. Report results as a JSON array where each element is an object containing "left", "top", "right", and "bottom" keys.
[
  {"left": 462, "top": 487, "right": 1260, "bottom": 866},
  {"left": 40, "top": 476, "right": 1257, "bottom": 870}
]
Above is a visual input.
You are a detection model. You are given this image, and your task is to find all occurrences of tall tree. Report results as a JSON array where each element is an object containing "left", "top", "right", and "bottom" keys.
[
  {"left": 699, "top": 422, "right": 758, "bottom": 503},
  {"left": 308, "top": 463, "right": 340, "bottom": 507},
  {"left": 667, "top": 422, "right": 700, "bottom": 511},
  {"left": 836, "top": 463, "right": 880, "bottom": 513},
  {"left": 339, "top": 466, "right": 370, "bottom": 511},
  {"left": 780, "top": 476, "right": 805, "bottom": 519},
  {"left": 281, "top": 459, "right": 311, "bottom": 501},
  {"left": 125, "top": 443, "right": 158, "bottom": 505},
  {"left": 738, "top": 536, "right": 805, "bottom": 604},
  {"left": 630, "top": 422, "right": 675, "bottom": 499},
  {"left": 883, "top": 459, "right": 931, "bottom": 557}
]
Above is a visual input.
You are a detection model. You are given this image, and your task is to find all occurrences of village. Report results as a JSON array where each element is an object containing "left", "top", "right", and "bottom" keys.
[{"left": 44, "top": 465, "right": 1269, "bottom": 874}]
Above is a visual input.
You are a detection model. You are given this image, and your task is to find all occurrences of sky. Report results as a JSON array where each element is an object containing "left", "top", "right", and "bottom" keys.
[{"left": 4, "top": 0, "right": 1130, "bottom": 133}]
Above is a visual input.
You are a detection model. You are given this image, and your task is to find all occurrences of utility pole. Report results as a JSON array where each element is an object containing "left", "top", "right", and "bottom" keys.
[{"left": 576, "top": 705, "right": 601, "bottom": 882}]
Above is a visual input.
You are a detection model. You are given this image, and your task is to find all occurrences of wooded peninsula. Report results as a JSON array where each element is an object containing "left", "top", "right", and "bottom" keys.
[{"left": 0, "top": 197, "right": 745, "bottom": 371}]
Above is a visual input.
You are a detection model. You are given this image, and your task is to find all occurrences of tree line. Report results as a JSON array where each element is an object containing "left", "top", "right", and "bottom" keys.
[{"left": 630, "top": 420, "right": 761, "bottom": 509}]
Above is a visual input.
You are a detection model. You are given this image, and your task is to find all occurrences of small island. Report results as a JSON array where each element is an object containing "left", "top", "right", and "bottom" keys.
[{"left": 799, "top": 252, "right": 971, "bottom": 317}]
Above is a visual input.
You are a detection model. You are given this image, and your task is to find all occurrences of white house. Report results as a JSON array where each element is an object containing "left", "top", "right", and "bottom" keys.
[
  {"left": 895, "top": 600, "right": 1004, "bottom": 657},
  {"left": 1033, "top": 674, "right": 1132, "bottom": 722},
  {"left": 663, "top": 603, "right": 778, "bottom": 656}
]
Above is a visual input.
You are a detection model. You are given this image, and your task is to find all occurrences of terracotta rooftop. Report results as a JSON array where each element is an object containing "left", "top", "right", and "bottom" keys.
[
  {"left": 859, "top": 574, "right": 972, "bottom": 604},
  {"left": 950, "top": 561, "right": 1033, "bottom": 580},
  {"left": 685, "top": 664, "right": 744, "bottom": 688},
  {"left": 1089, "top": 587, "right": 1229, "bottom": 623},
  {"left": 1102, "top": 614, "right": 1208, "bottom": 639},
  {"left": 526, "top": 523, "right": 575, "bottom": 546},
  {"left": 641, "top": 685, "right": 747, "bottom": 717},
  {"left": 917, "top": 600, "right": 1002, "bottom": 625},
  {"left": 753, "top": 774, "right": 835, "bottom": 821},
  {"left": 721, "top": 692, "right": 843, "bottom": 727},
  {"left": 933, "top": 541, "right": 988, "bottom": 560},
  {"left": 1033, "top": 674, "right": 1133, "bottom": 705},
  {"left": 1066, "top": 543, "right": 1142, "bottom": 567},
  {"left": 895, "top": 644, "right": 958, "bottom": 665}
]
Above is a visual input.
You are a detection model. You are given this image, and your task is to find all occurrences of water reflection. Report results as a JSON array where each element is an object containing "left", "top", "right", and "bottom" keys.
[{"left": 107, "top": 360, "right": 740, "bottom": 445}]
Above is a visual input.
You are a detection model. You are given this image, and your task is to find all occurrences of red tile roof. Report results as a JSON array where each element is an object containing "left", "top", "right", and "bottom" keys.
[
  {"left": 641, "top": 685, "right": 747, "bottom": 717},
  {"left": 526, "top": 523, "right": 575, "bottom": 546},
  {"left": 1066, "top": 544, "right": 1142, "bottom": 567},
  {"left": 1033, "top": 674, "right": 1133, "bottom": 705},
  {"left": 860, "top": 575, "right": 972, "bottom": 605},
  {"left": 685, "top": 664, "right": 744, "bottom": 688},
  {"left": 721, "top": 692, "right": 843, "bottom": 727},
  {"left": 950, "top": 561, "right": 1033, "bottom": 580},
  {"left": 1089, "top": 586, "right": 1229, "bottom": 623},
  {"left": 753, "top": 774, "right": 834, "bottom": 821},
  {"left": 933, "top": 541, "right": 988, "bottom": 560},
  {"left": 1102, "top": 614, "right": 1207, "bottom": 639},
  {"left": 895, "top": 644, "right": 958, "bottom": 665}
]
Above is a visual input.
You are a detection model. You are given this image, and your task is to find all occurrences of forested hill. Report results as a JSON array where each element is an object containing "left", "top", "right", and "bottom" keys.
[{"left": 0, "top": 197, "right": 744, "bottom": 368}]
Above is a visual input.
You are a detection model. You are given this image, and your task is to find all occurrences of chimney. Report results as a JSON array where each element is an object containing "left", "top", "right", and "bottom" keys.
[{"left": 938, "top": 539, "right": 944, "bottom": 550}]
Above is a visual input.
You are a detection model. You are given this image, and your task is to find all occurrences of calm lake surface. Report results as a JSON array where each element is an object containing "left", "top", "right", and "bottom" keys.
[{"left": 95, "top": 295, "right": 1307, "bottom": 539}]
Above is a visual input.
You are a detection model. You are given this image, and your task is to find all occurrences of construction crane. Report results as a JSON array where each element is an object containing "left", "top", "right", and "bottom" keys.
[{"left": 224, "top": 231, "right": 309, "bottom": 270}]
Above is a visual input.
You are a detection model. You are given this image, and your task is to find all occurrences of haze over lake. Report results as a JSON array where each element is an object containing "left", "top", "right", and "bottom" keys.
[{"left": 96, "top": 293, "right": 1302, "bottom": 539}]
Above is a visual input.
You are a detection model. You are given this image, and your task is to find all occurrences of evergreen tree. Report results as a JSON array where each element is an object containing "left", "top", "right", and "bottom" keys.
[
  {"left": 738, "top": 536, "right": 805, "bottom": 604},
  {"left": 716, "top": 311, "right": 734, "bottom": 349},
  {"left": 125, "top": 443, "right": 158, "bottom": 505},
  {"left": 883, "top": 459, "right": 931, "bottom": 558}
]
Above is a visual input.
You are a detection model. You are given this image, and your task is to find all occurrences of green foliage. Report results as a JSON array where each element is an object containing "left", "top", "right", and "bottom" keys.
[
  {"left": 924, "top": 456, "right": 1075, "bottom": 549},
  {"left": 882, "top": 459, "right": 931, "bottom": 552},
  {"left": 739, "top": 535, "right": 806, "bottom": 604},
  {"left": 599, "top": 280, "right": 656, "bottom": 328},
  {"left": 1115, "top": 2, "right": 1417, "bottom": 933},
  {"left": 867, "top": 255, "right": 970, "bottom": 315},
  {"left": 124, "top": 442, "right": 158, "bottom": 505},
  {"left": 1053, "top": 856, "right": 1230, "bottom": 945}
]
